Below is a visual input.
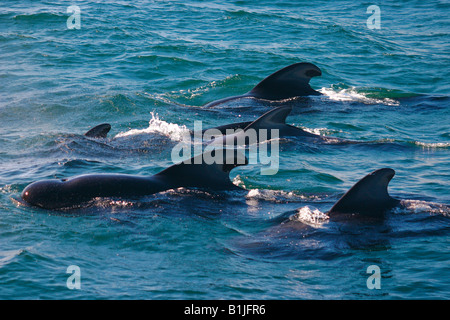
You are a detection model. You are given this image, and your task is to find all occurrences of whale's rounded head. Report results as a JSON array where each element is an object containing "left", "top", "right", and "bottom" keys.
[{"left": 22, "top": 179, "right": 68, "bottom": 210}]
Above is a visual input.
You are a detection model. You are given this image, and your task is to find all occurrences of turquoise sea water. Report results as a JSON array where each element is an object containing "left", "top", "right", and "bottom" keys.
[{"left": 0, "top": 0, "right": 449, "bottom": 300}]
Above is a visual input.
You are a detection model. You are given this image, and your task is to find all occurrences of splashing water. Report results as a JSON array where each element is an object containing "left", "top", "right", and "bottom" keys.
[
  {"left": 114, "top": 112, "right": 190, "bottom": 141},
  {"left": 318, "top": 87, "right": 400, "bottom": 106},
  {"left": 289, "top": 206, "right": 330, "bottom": 227}
]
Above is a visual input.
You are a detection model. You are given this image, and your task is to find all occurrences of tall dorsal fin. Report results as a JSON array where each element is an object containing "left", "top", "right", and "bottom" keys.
[
  {"left": 209, "top": 106, "right": 297, "bottom": 147},
  {"left": 248, "top": 62, "right": 322, "bottom": 100},
  {"left": 328, "top": 168, "right": 400, "bottom": 217},
  {"left": 243, "top": 106, "right": 292, "bottom": 131},
  {"left": 154, "top": 149, "right": 248, "bottom": 190},
  {"left": 84, "top": 123, "right": 111, "bottom": 138}
]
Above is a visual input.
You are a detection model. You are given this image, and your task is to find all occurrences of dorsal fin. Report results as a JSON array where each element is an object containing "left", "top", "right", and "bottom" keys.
[
  {"left": 154, "top": 149, "right": 248, "bottom": 190},
  {"left": 328, "top": 168, "right": 400, "bottom": 217},
  {"left": 84, "top": 123, "right": 111, "bottom": 138},
  {"left": 248, "top": 62, "right": 322, "bottom": 100},
  {"left": 243, "top": 106, "right": 292, "bottom": 131},
  {"left": 209, "top": 106, "right": 297, "bottom": 146}
]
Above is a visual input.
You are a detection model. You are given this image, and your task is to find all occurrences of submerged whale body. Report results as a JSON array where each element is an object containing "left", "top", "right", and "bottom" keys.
[
  {"left": 203, "top": 62, "right": 322, "bottom": 108},
  {"left": 21, "top": 150, "right": 247, "bottom": 210}
]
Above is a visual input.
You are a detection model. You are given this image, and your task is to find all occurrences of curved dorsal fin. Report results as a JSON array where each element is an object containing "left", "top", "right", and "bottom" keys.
[
  {"left": 328, "top": 168, "right": 400, "bottom": 217},
  {"left": 248, "top": 62, "right": 322, "bottom": 100},
  {"left": 84, "top": 123, "right": 111, "bottom": 138},
  {"left": 243, "top": 106, "right": 292, "bottom": 131},
  {"left": 155, "top": 149, "right": 248, "bottom": 190}
]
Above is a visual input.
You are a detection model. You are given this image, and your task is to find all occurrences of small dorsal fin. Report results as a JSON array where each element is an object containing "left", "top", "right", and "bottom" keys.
[
  {"left": 243, "top": 106, "right": 292, "bottom": 131},
  {"left": 154, "top": 149, "right": 248, "bottom": 190},
  {"left": 328, "top": 168, "right": 400, "bottom": 216},
  {"left": 248, "top": 62, "right": 322, "bottom": 100},
  {"left": 84, "top": 123, "right": 111, "bottom": 138}
]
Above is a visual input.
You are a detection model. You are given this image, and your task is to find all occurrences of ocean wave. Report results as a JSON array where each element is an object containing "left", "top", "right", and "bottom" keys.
[
  {"left": 13, "top": 12, "right": 66, "bottom": 22},
  {"left": 156, "top": 73, "right": 243, "bottom": 106},
  {"left": 412, "top": 141, "right": 450, "bottom": 149},
  {"left": 0, "top": 248, "right": 25, "bottom": 268}
]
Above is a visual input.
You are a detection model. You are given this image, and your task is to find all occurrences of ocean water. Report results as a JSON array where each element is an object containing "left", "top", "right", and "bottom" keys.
[{"left": 0, "top": 0, "right": 449, "bottom": 300}]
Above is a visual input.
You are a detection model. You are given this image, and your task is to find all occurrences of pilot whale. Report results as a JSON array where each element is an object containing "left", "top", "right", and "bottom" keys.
[
  {"left": 84, "top": 106, "right": 343, "bottom": 145},
  {"left": 231, "top": 168, "right": 409, "bottom": 260},
  {"left": 84, "top": 123, "right": 111, "bottom": 138},
  {"left": 206, "top": 106, "right": 341, "bottom": 145},
  {"left": 261, "top": 168, "right": 402, "bottom": 239},
  {"left": 202, "top": 62, "right": 322, "bottom": 108},
  {"left": 327, "top": 168, "right": 401, "bottom": 217},
  {"left": 21, "top": 150, "right": 247, "bottom": 210},
  {"left": 270, "top": 168, "right": 401, "bottom": 222}
]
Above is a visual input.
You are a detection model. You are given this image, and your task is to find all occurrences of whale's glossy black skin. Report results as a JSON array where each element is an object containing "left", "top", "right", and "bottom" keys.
[
  {"left": 216, "top": 105, "right": 325, "bottom": 141},
  {"left": 22, "top": 174, "right": 169, "bottom": 210},
  {"left": 84, "top": 123, "right": 111, "bottom": 138},
  {"left": 271, "top": 168, "right": 402, "bottom": 229},
  {"left": 203, "top": 62, "right": 322, "bottom": 108},
  {"left": 21, "top": 151, "right": 247, "bottom": 210},
  {"left": 327, "top": 168, "right": 401, "bottom": 217},
  {"left": 273, "top": 168, "right": 402, "bottom": 224}
]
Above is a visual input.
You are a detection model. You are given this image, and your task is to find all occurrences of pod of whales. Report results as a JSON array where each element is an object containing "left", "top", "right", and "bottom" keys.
[
  {"left": 22, "top": 148, "right": 401, "bottom": 216},
  {"left": 21, "top": 62, "right": 408, "bottom": 217}
]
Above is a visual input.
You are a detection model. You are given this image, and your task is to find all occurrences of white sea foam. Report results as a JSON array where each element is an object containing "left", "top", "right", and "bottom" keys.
[
  {"left": 318, "top": 87, "right": 400, "bottom": 106},
  {"left": 289, "top": 206, "right": 329, "bottom": 227},
  {"left": 241, "top": 184, "right": 322, "bottom": 202},
  {"left": 300, "top": 127, "right": 344, "bottom": 143},
  {"left": 301, "top": 127, "right": 335, "bottom": 136},
  {"left": 394, "top": 200, "right": 450, "bottom": 216},
  {"left": 413, "top": 141, "right": 450, "bottom": 149},
  {"left": 245, "top": 188, "right": 299, "bottom": 201},
  {"left": 114, "top": 112, "right": 190, "bottom": 141}
]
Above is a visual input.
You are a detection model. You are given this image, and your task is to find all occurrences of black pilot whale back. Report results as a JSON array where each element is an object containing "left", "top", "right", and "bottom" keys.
[
  {"left": 203, "top": 62, "right": 322, "bottom": 108},
  {"left": 21, "top": 150, "right": 247, "bottom": 210}
]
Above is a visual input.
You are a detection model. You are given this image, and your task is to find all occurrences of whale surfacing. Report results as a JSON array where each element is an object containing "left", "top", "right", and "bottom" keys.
[
  {"left": 21, "top": 150, "right": 247, "bottom": 210},
  {"left": 203, "top": 62, "right": 322, "bottom": 108},
  {"left": 84, "top": 123, "right": 111, "bottom": 138}
]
